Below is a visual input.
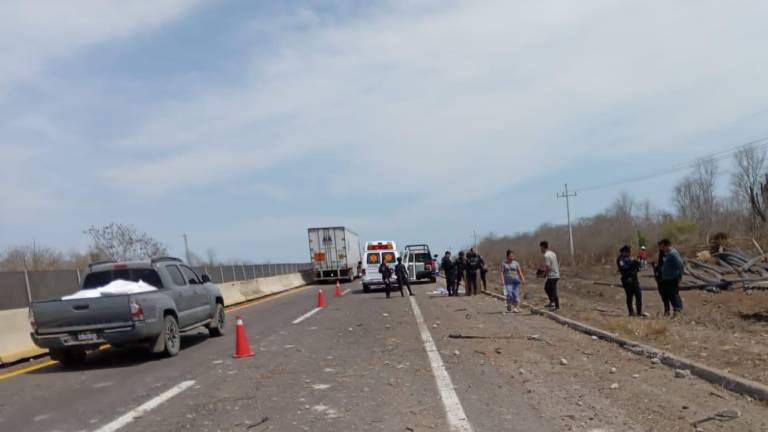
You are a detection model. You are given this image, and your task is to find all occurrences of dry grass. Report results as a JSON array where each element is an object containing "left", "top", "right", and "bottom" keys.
[{"left": 569, "top": 310, "right": 670, "bottom": 339}]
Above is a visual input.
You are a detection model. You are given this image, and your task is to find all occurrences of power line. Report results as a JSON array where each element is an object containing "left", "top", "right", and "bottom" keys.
[{"left": 573, "top": 136, "right": 768, "bottom": 193}]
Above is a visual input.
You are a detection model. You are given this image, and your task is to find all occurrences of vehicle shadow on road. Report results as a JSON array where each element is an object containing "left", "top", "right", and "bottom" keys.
[{"left": 28, "top": 333, "right": 210, "bottom": 375}]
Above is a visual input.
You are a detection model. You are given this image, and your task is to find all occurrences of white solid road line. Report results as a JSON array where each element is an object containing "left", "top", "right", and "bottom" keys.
[
  {"left": 93, "top": 380, "right": 196, "bottom": 432},
  {"left": 342, "top": 289, "right": 351, "bottom": 296},
  {"left": 292, "top": 307, "right": 322, "bottom": 324},
  {"left": 409, "top": 296, "right": 474, "bottom": 432}
]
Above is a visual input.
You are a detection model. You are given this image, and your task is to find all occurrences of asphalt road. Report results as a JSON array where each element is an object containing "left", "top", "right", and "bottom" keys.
[{"left": 1, "top": 280, "right": 765, "bottom": 432}]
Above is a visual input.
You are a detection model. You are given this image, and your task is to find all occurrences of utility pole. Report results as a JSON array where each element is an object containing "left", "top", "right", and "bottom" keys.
[
  {"left": 557, "top": 183, "right": 577, "bottom": 262},
  {"left": 471, "top": 230, "right": 479, "bottom": 253},
  {"left": 183, "top": 233, "right": 191, "bottom": 264}
]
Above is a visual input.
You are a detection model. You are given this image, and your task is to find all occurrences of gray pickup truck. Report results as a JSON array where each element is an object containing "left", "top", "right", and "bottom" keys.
[{"left": 29, "top": 257, "right": 225, "bottom": 365}]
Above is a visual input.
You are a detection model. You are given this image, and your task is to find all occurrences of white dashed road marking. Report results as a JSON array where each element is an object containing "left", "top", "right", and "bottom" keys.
[
  {"left": 93, "top": 380, "right": 195, "bottom": 432},
  {"left": 292, "top": 307, "right": 323, "bottom": 324}
]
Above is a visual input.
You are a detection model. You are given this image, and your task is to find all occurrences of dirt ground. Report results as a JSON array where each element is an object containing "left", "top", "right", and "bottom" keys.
[
  {"left": 485, "top": 264, "right": 768, "bottom": 387},
  {"left": 429, "top": 290, "right": 768, "bottom": 432}
]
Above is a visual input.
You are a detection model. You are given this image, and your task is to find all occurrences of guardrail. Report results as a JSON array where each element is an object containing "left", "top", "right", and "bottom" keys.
[{"left": 0, "top": 263, "right": 312, "bottom": 311}]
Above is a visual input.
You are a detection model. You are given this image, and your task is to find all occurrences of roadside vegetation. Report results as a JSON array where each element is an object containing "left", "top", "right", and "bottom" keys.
[{"left": 478, "top": 143, "right": 768, "bottom": 267}]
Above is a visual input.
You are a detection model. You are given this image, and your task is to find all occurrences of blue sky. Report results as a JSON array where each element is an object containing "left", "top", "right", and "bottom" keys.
[{"left": 2, "top": 0, "right": 768, "bottom": 262}]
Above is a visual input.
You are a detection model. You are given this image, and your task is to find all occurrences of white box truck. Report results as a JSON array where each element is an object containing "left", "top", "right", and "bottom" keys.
[{"left": 308, "top": 227, "right": 362, "bottom": 282}]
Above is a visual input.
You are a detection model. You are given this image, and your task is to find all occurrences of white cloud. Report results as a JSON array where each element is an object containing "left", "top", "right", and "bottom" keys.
[
  {"left": 102, "top": 0, "right": 768, "bottom": 208},
  {"left": 0, "top": 0, "right": 201, "bottom": 96}
]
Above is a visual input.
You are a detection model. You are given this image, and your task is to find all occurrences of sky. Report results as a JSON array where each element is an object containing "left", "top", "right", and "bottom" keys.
[{"left": 2, "top": 0, "right": 768, "bottom": 263}]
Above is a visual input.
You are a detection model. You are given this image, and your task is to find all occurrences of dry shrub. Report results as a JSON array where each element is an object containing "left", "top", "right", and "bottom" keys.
[{"left": 597, "top": 317, "right": 669, "bottom": 339}]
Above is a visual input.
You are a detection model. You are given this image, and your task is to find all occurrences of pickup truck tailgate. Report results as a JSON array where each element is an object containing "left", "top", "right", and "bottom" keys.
[{"left": 32, "top": 295, "right": 134, "bottom": 334}]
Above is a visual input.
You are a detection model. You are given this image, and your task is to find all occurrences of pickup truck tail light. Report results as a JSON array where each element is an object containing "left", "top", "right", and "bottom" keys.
[
  {"left": 129, "top": 300, "right": 144, "bottom": 321},
  {"left": 28, "top": 308, "right": 36, "bottom": 331}
]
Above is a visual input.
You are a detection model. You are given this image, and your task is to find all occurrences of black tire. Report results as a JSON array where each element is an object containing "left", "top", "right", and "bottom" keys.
[
  {"left": 363, "top": 284, "right": 371, "bottom": 293},
  {"left": 208, "top": 304, "right": 226, "bottom": 337},
  {"left": 51, "top": 348, "right": 86, "bottom": 366},
  {"left": 161, "top": 315, "right": 181, "bottom": 357}
]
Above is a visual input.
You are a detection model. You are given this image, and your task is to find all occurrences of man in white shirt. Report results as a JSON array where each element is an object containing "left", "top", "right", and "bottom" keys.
[{"left": 539, "top": 241, "right": 560, "bottom": 310}]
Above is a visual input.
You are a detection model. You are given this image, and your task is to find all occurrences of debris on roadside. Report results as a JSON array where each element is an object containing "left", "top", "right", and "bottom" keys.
[
  {"left": 560, "top": 358, "right": 568, "bottom": 366},
  {"left": 610, "top": 383, "right": 620, "bottom": 390},
  {"left": 527, "top": 334, "right": 554, "bottom": 345},
  {"left": 692, "top": 408, "right": 741, "bottom": 427},
  {"left": 674, "top": 369, "right": 692, "bottom": 379},
  {"left": 449, "top": 333, "right": 514, "bottom": 340}
]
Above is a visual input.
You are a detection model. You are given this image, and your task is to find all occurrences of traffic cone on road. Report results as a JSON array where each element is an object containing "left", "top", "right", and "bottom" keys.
[
  {"left": 232, "top": 316, "right": 255, "bottom": 359},
  {"left": 317, "top": 288, "right": 327, "bottom": 308},
  {"left": 335, "top": 280, "right": 343, "bottom": 297}
]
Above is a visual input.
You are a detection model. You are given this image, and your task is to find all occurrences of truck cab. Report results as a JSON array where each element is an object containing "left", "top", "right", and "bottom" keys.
[{"left": 361, "top": 241, "right": 399, "bottom": 293}]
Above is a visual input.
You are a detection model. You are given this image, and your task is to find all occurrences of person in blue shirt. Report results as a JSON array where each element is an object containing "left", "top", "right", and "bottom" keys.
[
  {"left": 658, "top": 239, "right": 684, "bottom": 315},
  {"left": 616, "top": 245, "right": 642, "bottom": 317}
]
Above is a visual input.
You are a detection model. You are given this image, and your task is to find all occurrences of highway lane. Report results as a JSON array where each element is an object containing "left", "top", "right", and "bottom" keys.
[
  {"left": 0, "top": 284, "right": 324, "bottom": 432},
  {"left": 0, "top": 279, "right": 560, "bottom": 432},
  {"left": 4, "top": 279, "right": 762, "bottom": 431}
]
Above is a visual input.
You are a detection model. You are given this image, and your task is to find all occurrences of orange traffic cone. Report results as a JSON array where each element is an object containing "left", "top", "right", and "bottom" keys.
[
  {"left": 317, "top": 288, "right": 327, "bottom": 308},
  {"left": 233, "top": 316, "right": 255, "bottom": 358},
  {"left": 335, "top": 280, "right": 343, "bottom": 297}
]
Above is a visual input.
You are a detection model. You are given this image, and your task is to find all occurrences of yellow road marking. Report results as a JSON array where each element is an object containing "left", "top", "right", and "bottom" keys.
[
  {"left": 0, "top": 359, "right": 58, "bottom": 380},
  {"left": 0, "top": 285, "right": 316, "bottom": 381}
]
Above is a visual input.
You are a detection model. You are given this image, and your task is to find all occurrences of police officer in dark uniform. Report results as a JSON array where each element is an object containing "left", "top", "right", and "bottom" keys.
[
  {"left": 378, "top": 260, "right": 394, "bottom": 299},
  {"left": 455, "top": 251, "right": 466, "bottom": 294},
  {"left": 441, "top": 251, "right": 457, "bottom": 296},
  {"left": 617, "top": 245, "right": 642, "bottom": 316},
  {"left": 465, "top": 248, "right": 481, "bottom": 296},
  {"left": 478, "top": 253, "right": 488, "bottom": 292},
  {"left": 394, "top": 257, "right": 413, "bottom": 297}
]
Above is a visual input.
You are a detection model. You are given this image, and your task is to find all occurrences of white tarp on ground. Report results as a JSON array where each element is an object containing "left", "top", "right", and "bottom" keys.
[{"left": 61, "top": 279, "right": 158, "bottom": 300}]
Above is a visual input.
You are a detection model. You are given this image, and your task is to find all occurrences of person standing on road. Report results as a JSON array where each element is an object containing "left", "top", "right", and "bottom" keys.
[
  {"left": 378, "top": 260, "right": 394, "bottom": 299},
  {"left": 501, "top": 250, "right": 525, "bottom": 312},
  {"left": 538, "top": 241, "right": 560, "bottom": 310},
  {"left": 617, "top": 245, "right": 642, "bottom": 317},
  {"left": 441, "top": 251, "right": 457, "bottom": 296},
  {"left": 394, "top": 257, "right": 414, "bottom": 297},
  {"left": 465, "top": 248, "right": 481, "bottom": 296},
  {"left": 658, "top": 239, "right": 684, "bottom": 316},
  {"left": 479, "top": 253, "right": 488, "bottom": 292},
  {"left": 455, "top": 251, "right": 466, "bottom": 294}
]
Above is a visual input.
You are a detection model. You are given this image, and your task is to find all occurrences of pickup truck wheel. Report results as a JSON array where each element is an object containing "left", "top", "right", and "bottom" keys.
[
  {"left": 208, "top": 304, "right": 226, "bottom": 337},
  {"left": 51, "top": 349, "right": 86, "bottom": 366},
  {"left": 161, "top": 315, "right": 181, "bottom": 357}
]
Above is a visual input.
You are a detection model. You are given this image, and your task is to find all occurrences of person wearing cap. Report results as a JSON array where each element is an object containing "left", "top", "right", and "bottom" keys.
[{"left": 617, "top": 245, "right": 642, "bottom": 317}]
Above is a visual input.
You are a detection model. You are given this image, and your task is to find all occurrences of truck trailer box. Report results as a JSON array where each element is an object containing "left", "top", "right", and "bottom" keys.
[{"left": 308, "top": 227, "right": 362, "bottom": 282}]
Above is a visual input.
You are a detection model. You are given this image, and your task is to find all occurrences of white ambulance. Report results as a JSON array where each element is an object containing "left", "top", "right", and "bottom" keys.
[{"left": 361, "top": 240, "right": 399, "bottom": 293}]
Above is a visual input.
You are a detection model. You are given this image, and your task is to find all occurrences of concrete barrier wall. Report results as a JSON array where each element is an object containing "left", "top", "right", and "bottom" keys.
[
  {"left": 0, "top": 263, "right": 312, "bottom": 312},
  {"left": 0, "top": 271, "right": 314, "bottom": 365},
  {"left": 0, "top": 308, "right": 47, "bottom": 364}
]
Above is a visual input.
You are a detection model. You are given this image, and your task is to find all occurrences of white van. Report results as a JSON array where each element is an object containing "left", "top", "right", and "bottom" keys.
[{"left": 361, "top": 241, "right": 399, "bottom": 293}]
